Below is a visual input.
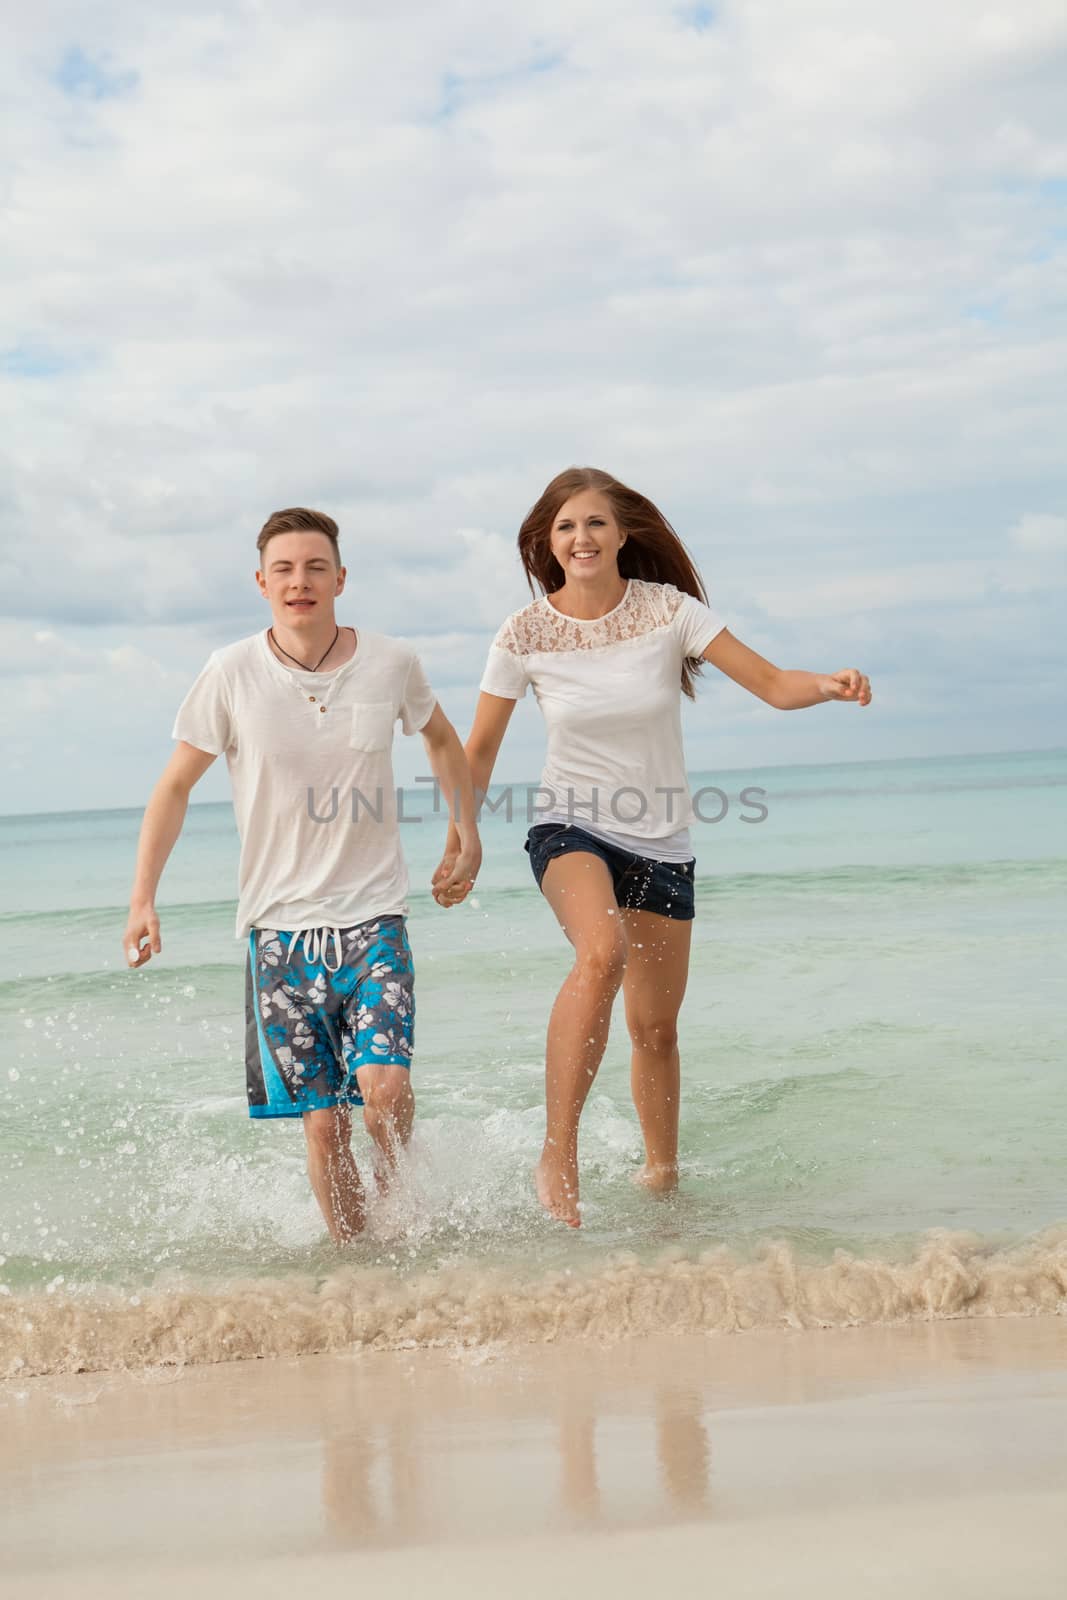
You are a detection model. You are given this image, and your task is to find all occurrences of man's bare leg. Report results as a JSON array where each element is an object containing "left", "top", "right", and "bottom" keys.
[
  {"left": 537, "top": 852, "right": 628, "bottom": 1227},
  {"left": 355, "top": 1063, "right": 415, "bottom": 1191},
  {"left": 621, "top": 909, "right": 692, "bottom": 1193},
  {"left": 303, "top": 1106, "right": 365, "bottom": 1242}
]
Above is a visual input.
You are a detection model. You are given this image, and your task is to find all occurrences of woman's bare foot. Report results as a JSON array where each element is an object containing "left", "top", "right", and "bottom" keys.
[
  {"left": 535, "top": 1147, "right": 581, "bottom": 1227},
  {"left": 633, "top": 1162, "right": 679, "bottom": 1194}
]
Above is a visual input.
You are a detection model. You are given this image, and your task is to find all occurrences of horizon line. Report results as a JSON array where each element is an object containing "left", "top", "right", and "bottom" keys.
[{"left": 1, "top": 744, "right": 1063, "bottom": 823}]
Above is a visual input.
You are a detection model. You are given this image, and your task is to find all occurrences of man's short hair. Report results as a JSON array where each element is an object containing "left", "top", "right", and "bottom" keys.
[{"left": 257, "top": 508, "right": 340, "bottom": 564}]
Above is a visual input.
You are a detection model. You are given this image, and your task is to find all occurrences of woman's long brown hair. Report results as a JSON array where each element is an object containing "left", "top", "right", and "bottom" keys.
[{"left": 517, "top": 466, "right": 710, "bottom": 698}]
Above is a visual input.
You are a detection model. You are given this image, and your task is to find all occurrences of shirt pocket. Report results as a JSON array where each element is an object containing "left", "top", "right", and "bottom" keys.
[{"left": 349, "top": 701, "right": 396, "bottom": 753}]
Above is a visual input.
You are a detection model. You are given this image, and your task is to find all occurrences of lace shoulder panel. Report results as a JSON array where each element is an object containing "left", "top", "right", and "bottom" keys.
[{"left": 501, "top": 581, "right": 684, "bottom": 655}]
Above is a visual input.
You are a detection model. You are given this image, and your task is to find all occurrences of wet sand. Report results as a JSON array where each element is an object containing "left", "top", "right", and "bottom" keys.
[{"left": 3, "top": 1316, "right": 1065, "bottom": 1598}]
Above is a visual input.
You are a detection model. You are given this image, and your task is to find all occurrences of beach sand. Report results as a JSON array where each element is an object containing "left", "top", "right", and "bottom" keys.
[{"left": 2, "top": 1315, "right": 1065, "bottom": 1599}]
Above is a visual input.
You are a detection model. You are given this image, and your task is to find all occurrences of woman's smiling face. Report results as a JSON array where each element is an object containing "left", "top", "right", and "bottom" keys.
[{"left": 548, "top": 489, "right": 625, "bottom": 583}]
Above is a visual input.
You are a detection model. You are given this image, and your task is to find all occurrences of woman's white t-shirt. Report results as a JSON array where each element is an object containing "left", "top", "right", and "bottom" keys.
[
  {"left": 173, "top": 630, "right": 437, "bottom": 937},
  {"left": 479, "top": 580, "right": 726, "bottom": 861}
]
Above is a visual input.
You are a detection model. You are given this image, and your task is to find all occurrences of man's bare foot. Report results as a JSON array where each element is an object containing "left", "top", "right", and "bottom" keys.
[
  {"left": 331, "top": 1205, "right": 366, "bottom": 1245},
  {"left": 535, "top": 1152, "right": 581, "bottom": 1227},
  {"left": 368, "top": 1135, "right": 406, "bottom": 1199},
  {"left": 633, "top": 1162, "right": 678, "bottom": 1194}
]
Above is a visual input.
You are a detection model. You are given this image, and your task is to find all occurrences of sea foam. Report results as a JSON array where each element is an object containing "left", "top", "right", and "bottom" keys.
[{"left": 3, "top": 1228, "right": 1065, "bottom": 1380}]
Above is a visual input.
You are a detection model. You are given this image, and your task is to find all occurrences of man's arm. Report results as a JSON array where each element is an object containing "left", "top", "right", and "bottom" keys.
[
  {"left": 439, "top": 691, "right": 517, "bottom": 862},
  {"left": 418, "top": 703, "right": 482, "bottom": 906},
  {"left": 123, "top": 742, "right": 218, "bottom": 967}
]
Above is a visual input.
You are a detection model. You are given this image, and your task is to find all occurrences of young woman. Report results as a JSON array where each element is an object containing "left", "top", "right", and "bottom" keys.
[{"left": 438, "top": 467, "right": 871, "bottom": 1227}]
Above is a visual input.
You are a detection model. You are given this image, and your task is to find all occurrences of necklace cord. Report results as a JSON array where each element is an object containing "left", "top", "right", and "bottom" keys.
[{"left": 268, "top": 625, "right": 341, "bottom": 673}]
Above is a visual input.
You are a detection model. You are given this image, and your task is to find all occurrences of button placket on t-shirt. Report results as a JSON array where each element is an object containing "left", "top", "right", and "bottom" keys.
[
  {"left": 294, "top": 678, "right": 339, "bottom": 722},
  {"left": 260, "top": 626, "right": 359, "bottom": 721}
]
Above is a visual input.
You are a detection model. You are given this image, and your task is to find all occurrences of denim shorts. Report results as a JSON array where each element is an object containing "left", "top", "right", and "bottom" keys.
[{"left": 525, "top": 824, "right": 696, "bottom": 922}]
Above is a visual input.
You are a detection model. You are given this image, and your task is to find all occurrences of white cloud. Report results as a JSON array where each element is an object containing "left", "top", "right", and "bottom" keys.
[
  {"left": 754, "top": 550, "right": 1067, "bottom": 619},
  {"left": 2, "top": 0, "right": 1066, "bottom": 808},
  {"left": 1008, "top": 512, "right": 1067, "bottom": 553}
]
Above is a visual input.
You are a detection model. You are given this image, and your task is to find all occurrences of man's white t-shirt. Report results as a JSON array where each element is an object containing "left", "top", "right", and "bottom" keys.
[
  {"left": 479, "top": 580, "right": 726, "bottom": 861},
  {"left": 173, "top": 630, "right": 437, "bottom": 937}
]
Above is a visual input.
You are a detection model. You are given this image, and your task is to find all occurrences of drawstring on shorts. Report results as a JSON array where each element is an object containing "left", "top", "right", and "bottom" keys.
[{"left": 285, "top": 926, "right": 343, "bottom": 973}]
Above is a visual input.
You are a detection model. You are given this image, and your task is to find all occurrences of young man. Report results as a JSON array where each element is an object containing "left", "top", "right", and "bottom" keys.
[{"left": 123, "top": 507, "right": 480, "bottom": 1243}]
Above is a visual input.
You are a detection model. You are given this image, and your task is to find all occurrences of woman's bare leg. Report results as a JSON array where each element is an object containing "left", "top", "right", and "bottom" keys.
[
  {"left": 303, "top": 1106, "right": 365, "bottom": 1242},
  {"left": 537, "top": 851, "right": 628, "bottom": 1226},
  {"left": 620, "top": 909, "right": 692, "bottom": 1192}
]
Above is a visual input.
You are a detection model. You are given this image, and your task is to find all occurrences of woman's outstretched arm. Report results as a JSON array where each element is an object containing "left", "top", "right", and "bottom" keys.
[{"left": 703, "top": 629, "right": 872, "bottom": 710}]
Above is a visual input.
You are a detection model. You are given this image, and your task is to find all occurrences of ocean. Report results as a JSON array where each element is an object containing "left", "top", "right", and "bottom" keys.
[{"left": 1, "top": 748, "right": 1064, "bottom": 1377}]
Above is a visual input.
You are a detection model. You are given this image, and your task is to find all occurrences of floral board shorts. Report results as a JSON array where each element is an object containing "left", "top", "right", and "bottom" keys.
[{"left": 245, "top": 915, "right": 415, "bottom": 1119}]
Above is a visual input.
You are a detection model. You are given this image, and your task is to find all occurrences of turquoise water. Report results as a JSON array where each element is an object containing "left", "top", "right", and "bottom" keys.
[{"left": 1, "top": 749, "right": 1064, "bottom": 1372}]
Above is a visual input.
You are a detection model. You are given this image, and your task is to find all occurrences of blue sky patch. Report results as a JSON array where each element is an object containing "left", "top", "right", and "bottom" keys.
[
  {"left": 963, "top": 301, "right": 1004, "bottom": 325},
  {"left": 679, "top": 3, "right": 716, "bottom": 31},
  {"left": 0, "top": 343, "right": 82, "bottom": 379},
  {"left": 433, "top": 50, "right": 563, "bottom": 121},
  {"left": 55, "top": 46, "right": 138, "bottom": 101}
]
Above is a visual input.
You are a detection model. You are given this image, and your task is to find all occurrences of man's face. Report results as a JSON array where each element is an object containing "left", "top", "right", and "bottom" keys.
[{"left": 256, "top": 532, "right": 346, "bottom": 629}]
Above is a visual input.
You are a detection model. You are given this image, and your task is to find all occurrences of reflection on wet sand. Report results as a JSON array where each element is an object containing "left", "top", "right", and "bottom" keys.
[
  {"left": 656, "top": 1386, "right": 710, "bottom": 1513},
  {"left": 6, "top": 1318, "right": 1067, "bottom": 1578},
  {"left": 322, "top": 1365, "right": 711, "bottom": 1545},
  {"left": 558, "top": 1410, "right": 599, "bottom": 1522},
  {"left": 323, "top": 1421, "right": 427, "bottom": 1546}
]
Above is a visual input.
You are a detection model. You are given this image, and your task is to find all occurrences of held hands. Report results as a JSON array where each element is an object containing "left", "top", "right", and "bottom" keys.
[
  {"left": 819, "top": 669, "right": 872, "bottom": 707},
  {"left": 431, "top": 835, "right": 482, "bottom": 908},
  {"left": 123, "top": 902, "right": 161, "bottom": 968}
]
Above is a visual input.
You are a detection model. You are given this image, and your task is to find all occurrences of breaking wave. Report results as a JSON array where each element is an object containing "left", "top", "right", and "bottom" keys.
[{"left": 4, "top": 1228, "right": 1065, "bottom": 1379}]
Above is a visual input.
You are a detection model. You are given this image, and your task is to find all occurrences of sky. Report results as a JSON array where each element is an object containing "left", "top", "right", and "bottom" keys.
[{"left": 1, "top": 0, "right": 1065, "bottom": 814}]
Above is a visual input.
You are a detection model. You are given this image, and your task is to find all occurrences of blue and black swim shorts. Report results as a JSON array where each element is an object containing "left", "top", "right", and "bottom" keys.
[{"left": 245, "top": 915, "right": 415, "bottom": 1119}]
